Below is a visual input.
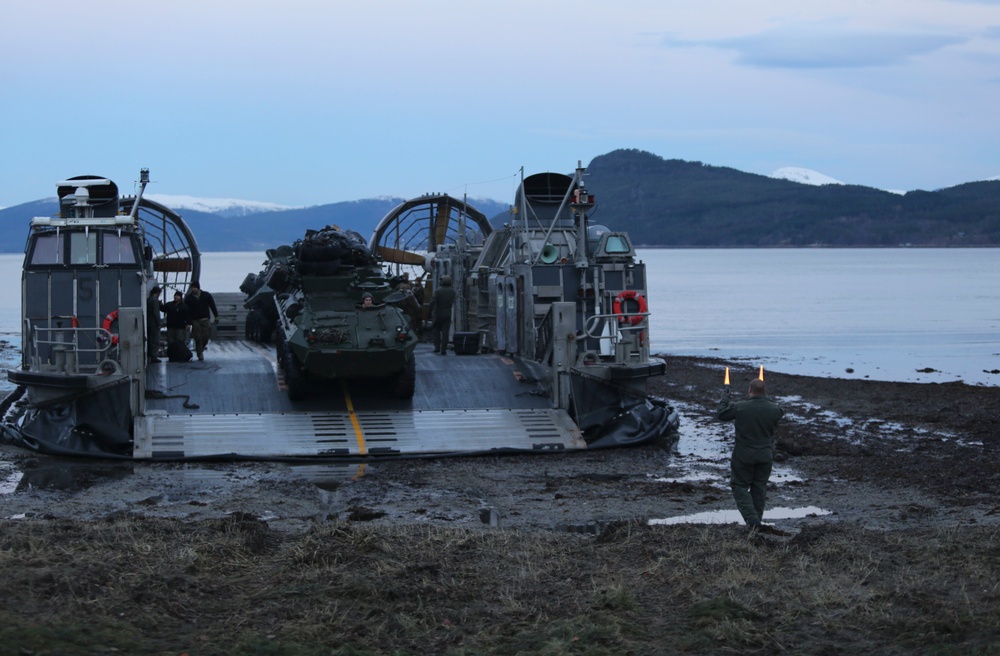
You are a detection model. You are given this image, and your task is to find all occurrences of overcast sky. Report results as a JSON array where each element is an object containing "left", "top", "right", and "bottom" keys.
[{"left": 2, "top": 0, "right": 999, "bottom": 208}]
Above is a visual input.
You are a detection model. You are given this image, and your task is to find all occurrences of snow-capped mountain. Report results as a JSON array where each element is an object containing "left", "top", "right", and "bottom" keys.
[
  {"left": 145, "top": 194, "right": 297, "bottom": 218},
  {"left": 770, "top": 167, "right": 844, "bottom": 186}
]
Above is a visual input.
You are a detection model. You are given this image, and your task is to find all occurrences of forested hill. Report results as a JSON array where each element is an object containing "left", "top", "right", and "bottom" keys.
[
  {"left": 2, "top": 150, "right": 997, "bottom": 251},
  {"left": 583, "top": 149, "right": 1000, "bottom": 246}
]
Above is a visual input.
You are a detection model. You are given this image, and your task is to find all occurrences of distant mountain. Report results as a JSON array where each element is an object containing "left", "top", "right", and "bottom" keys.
[
  {"left": 2, "top": 154, "right": 997, "bottom": 251},
  {"left": 584, "top": 149, "right": 1000, "bottom": 246},
  {"left": 0, "top": 199, "right": 57, "bottom": 253},
  {"left": 0, "top": 194, "right": 512, "bottom": 254},
  {"left": 145, "top": 194, "right": 294, "bottom": 218}
]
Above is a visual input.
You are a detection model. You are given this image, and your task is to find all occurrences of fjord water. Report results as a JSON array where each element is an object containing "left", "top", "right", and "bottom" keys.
[
  {"left": 641, "top": 248, "right": 999, "bottom": 386},
  {"left": 1, "top": 248, "right": 997, "bottom": 387}
]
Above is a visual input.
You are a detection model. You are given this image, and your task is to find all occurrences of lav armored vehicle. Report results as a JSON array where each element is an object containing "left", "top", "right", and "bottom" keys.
[{"left": 242, "top": 226, "right": 418, "bottom": 401}]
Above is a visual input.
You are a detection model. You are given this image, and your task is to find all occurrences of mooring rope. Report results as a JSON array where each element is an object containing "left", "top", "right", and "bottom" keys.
[{"left": 144, "top": 389, "right": 200, "bottom": 409}]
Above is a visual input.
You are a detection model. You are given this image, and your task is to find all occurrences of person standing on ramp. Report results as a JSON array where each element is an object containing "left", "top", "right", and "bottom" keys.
[
  {"left": 184, "top": 281, "right": 219, "bottom": 361},
  {"left": 429, "top": 275, "right": 456, "bottom": 355}
]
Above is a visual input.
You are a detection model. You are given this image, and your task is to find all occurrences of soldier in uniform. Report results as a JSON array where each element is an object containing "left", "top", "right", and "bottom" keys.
[
  {"left": 717, "top": 378, "right": 785, "bottom": 530},
  {"left": 184, "top": 281, "right": 219, "bottom": 361},
  {"left": 429, "top": 275, "right": 456, "bottom": 354},
  {"left": 162, "top": 291, "right": 192, "bottom": 350},
  {"left": 146, "top": 285, "right": 162, "bottom": 363}
]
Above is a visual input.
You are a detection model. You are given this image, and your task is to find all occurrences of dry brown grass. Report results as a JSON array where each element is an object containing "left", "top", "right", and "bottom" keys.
[{"left": 1, "top": 516, "right": 998, "bottom": 655}]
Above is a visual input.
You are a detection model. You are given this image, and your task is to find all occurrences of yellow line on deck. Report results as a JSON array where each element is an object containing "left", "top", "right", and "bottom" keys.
[{"left": 340, "top": 379, "right": 367, "bottom": 455}]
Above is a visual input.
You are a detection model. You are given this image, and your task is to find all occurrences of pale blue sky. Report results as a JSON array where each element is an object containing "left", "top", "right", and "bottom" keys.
[{"left": 2, "top": 0, "right": 999, "bottom": 208}]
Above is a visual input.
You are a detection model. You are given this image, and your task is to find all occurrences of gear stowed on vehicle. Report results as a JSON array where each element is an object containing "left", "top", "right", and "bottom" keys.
[{"left": 242, "top": 226, "right": 417, "bottom": 401}]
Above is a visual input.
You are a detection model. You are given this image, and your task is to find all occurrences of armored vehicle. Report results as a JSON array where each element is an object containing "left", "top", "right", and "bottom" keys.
[{"left": 242, "top": 226, "right": 418, "bottom": 401}]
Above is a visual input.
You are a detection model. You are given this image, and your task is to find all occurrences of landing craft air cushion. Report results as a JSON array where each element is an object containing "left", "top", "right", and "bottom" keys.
[{"left": 1, "top": 165, "right": 679, "bottom": 459}]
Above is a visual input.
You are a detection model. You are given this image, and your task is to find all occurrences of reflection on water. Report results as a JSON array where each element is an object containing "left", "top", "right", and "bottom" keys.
[
  {"left": 287, "top": 462, "right": 369, "bottom": 488},
  {"left": 1, "top": 467, "right": 20, "bottom": 495},
  {"left": 5, "top": 460, "right": 134, "bottom": 493}
]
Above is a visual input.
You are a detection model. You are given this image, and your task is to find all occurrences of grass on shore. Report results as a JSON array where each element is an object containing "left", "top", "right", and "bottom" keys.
[{"left": 1, "top": 515, "right": 998, "bottom": 655}]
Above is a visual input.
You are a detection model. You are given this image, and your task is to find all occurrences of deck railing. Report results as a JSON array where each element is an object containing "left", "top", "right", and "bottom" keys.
[{"left": 23, "top": 319, "right": 115, "bottom": 374}]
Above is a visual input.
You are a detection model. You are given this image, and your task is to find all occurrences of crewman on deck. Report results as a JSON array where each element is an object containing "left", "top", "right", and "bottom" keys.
[
  {"left": 162, "top": 291, "right": 192, "bottom": 352},
  {"left": 717, "top": 378, "right": 785, "bottom": 531},
  {"left": 184, "top": 281, "right": 219, "bottom": 361},
  {"left": 146, "top": 285, "right": 162, "bottom": 363},
  {"left": 429, "top": 275, "right": 456, "bottom": 354}
]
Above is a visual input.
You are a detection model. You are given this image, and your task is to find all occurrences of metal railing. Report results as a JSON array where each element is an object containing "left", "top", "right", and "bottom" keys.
[
  {"left": 23, "top": 318, "right": 115, "bottom": 374},
  {"left": 533, "top": 308, "right": 650, "bottom": 367},
  {"left": 581, "top": 311, "right": 649, "bottom": 364}
]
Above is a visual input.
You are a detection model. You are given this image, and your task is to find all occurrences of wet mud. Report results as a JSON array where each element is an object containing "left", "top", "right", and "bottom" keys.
[{"left": 2, "top": 355, "right": 997, "bottom": 534}]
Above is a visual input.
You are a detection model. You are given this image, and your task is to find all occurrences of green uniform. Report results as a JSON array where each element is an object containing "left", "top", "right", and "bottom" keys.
[
  {"left": 429, "top": 284, "right": 456, "bottom": 354},
  {"left": 717, "top": 394, "right": 784, "bottom": 526}
]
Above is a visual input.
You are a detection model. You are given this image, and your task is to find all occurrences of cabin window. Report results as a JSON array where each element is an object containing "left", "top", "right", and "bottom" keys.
[
  {"left": 102, "top": 233, "right": 137, "bottom": 265},
  {"left": 69, "top": 232, "right": 97, "bottom": 265},
  {"left": 29, "top": 233, "right": 64, "bottom": 265},
  {"left": 604, "top": 235, "right": 631, "bottom": 254}
]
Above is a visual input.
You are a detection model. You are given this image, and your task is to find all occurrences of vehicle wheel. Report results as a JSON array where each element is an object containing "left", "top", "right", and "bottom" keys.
[
  {"left": 284, "top": 344, "right": 308, "bottom": 401},
  {"left": 245, "top": 309, "right": 257, "bottom": 340},
  {"left": 259, "top": 318, "right": 274, "bottom": 345},
  {"left": 391, "top": 357, "right": 416, "bottom": 399}
]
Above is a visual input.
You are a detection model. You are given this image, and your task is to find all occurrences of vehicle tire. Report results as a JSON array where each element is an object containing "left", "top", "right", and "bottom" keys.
[
  {"left": 284, "top": 344, "right": 308, "bottom": 401},
  {"left": 245, "top": 308, "right": 259, "bottom": 341},
  {"left": 391, "top": 356, "right": 416, "bottom": 399},
  {"left": 259, "top": 318, "right": 274, "bottom": 345}
]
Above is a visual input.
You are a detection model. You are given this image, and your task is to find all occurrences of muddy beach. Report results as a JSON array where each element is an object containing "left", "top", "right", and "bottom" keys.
[{"left": 1, "top": 355, "right": 998, "bottom": 654}]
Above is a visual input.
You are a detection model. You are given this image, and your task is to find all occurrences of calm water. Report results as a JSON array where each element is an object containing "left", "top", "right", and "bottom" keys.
[
  {"left": 2, "top": 248, "right": 997, "bottom": 386},
  {"left": 642, "top": 248, "right": 1000, "bottom": 386}
]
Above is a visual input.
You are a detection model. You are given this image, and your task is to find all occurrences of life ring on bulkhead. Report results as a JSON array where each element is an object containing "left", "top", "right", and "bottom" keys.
[
  {"left": 612, "top": 290, "right": 648, "bottom": 326},
  {"left": 101, "top": 309, "right": 120, "bottom": 346}
]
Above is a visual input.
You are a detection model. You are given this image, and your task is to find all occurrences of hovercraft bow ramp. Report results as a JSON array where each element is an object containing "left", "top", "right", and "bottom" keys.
[{"left": 135, "top": 335, "right": 585, "bottom": 460}]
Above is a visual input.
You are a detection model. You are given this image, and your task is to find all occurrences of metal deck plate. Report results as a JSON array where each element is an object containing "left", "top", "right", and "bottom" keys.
[
  {"left": 135, "top": 407, "right": 583, "bottom": 459},
  {"left": 137, "top": 340, "right": 584, "bottom": 459}
]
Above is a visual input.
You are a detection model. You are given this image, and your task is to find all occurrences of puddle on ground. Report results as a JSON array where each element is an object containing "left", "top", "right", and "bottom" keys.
[
  {"left": 287, "top": 462, "right": 369, "bottom": 488},
  {"left": 649, "top": 505, "right": 831, "bottom": 526},
  {"left": 0, "top": 460, "right": 134, "bottom": 493},
  {"left": 2, "top": 467, "right": 21, "bottom": 495},
  {"left": 662, "top": 400, "right": 807, "bottom": 489},
  {"left": 777, "top": 394, "right": 959, "bottom": 446}
]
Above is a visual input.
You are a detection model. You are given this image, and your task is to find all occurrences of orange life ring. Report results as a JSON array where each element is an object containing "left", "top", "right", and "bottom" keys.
[
  {"left": 613, "top": 290, "right": 648, "bottom": 326},
  {"left": 101, "top": 309, "right": 120, "bottom": 346}
]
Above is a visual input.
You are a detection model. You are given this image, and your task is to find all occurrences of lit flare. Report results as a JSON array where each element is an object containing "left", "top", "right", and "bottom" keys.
[
  {"left": 724, "top": 367, "right": 730, "bottom": 386},
  {"left": 758, "top": 366, "right": 764, "bottom": 381}
]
